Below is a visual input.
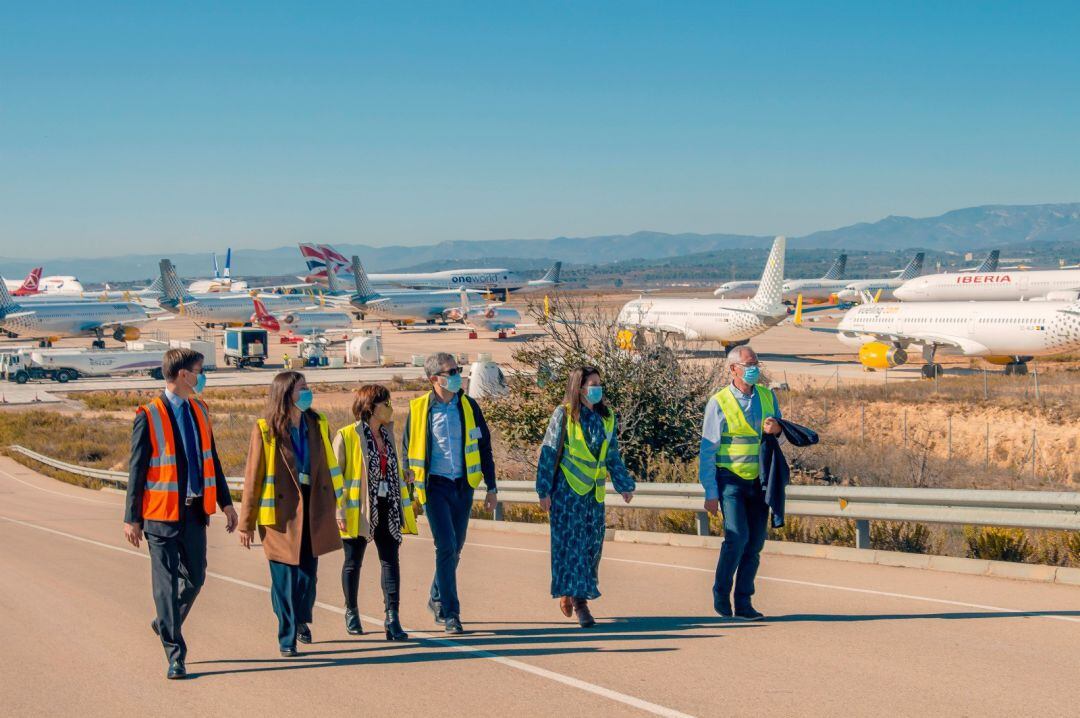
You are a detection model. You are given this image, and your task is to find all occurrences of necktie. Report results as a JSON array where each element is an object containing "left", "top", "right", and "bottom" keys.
[{"left": 180, "top": 403, "right": 202, "bottom": 499}]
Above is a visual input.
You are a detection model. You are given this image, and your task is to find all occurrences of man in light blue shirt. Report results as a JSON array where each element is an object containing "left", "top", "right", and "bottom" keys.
[
  {"left": 698, "top": 345, "right": 782, "bottom": 621},
  {"left": 428, "top": 393, "right": 464, "bottom": 479}
]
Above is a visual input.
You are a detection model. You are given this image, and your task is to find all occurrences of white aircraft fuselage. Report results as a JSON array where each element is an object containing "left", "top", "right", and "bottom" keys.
[{"left": 895, "top": 270, "right": 1080, "bottom": 302}]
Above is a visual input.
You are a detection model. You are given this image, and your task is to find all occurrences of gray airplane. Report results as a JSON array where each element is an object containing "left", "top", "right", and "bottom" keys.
[
  {"left": 0, "top": 275, "right": 152, "bottom": 347},
  {"left": 157, "top": 259, "right": 316, "bottom": 326},
  {"left": 346, "top": 256, "right": 478, "bottom": 324}
]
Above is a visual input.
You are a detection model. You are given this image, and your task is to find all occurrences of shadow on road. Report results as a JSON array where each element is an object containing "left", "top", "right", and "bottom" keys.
[{"left": 768, "top": 610, "right": 1080, "bottom": 623}]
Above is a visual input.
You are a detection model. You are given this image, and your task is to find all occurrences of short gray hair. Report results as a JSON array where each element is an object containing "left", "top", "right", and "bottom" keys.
[
  {"left": 424, "top": 352, "right": 456, "bottom": 378},
  {"left": 725, "top": 345, "right": 756, "bottom": 370}
]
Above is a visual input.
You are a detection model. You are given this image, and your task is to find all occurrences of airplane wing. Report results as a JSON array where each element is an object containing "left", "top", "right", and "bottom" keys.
[{"left": 639, "top": 323, "right": 702, "bottom": 340}]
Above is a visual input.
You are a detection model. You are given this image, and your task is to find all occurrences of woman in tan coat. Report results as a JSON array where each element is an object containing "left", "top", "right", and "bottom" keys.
[{"left": 239, "top": 371, "right": 343, "bottom": 656}]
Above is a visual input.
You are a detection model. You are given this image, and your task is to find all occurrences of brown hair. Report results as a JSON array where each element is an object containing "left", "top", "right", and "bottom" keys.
[
  {"left": 563, "top": 365, "right": 609, "bottom": 422},
  {"left": 352, "top": 383, "right": 391, "bottom": 422},
  {"left": 265, "top": 371, "right": 306, "bottom": 442},
  {"left": 162, "top": 348, "right": 203, "bottom": 382}
]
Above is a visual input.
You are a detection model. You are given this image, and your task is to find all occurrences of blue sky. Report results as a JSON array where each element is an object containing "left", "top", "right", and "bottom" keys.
[{"left": 2, "top": 1, "right": 1079, "bottom": 258}]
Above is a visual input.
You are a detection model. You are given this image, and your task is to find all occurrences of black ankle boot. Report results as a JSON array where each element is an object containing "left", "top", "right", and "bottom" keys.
[
  {"left": 384, "top": 609, "right": 408, "bottom": 641},
  {"left": 345, "top": 608, "right": 364, "bottom": 635}
]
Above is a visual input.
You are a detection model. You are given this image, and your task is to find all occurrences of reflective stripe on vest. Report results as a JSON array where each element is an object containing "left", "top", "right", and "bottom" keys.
[
  {"left": 256, "top": 413, "right": 342, "bottom": 526},
  {"left": 713, "top": 385, "right": 776, "bottom": 480},
  {"left": 559, "top": 406, "right": 615, "bottom": 503},
  {"left": 139, "top": 396, "right": 218, "bottom": 521},
  {"left": 337, "top": 423, "right": 417, "bottom": 539},
  {"left": 407, "top": 392, "right": 484, "bottom": 505}
]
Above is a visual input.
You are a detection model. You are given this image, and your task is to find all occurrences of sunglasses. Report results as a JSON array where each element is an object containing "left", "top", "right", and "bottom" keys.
[{"left": 436, "top": 367, "right": 462, "bottom": 377}]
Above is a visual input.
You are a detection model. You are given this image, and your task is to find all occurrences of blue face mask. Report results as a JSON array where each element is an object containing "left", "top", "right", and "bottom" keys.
[
  {"left": 585, "top": 385, "right": 604, "bottom": 404},
  {"left": 295, "top": 388, "right": 313, "bottom": 411},
  {"left": 193, "top": 373, "right": 206, "bottom": 394},
  {"left": 442, "top": 373, "right": 462, "bottom": 393},
  {"left": 741, "top": 366, "right": 761, "bottom": 385}
]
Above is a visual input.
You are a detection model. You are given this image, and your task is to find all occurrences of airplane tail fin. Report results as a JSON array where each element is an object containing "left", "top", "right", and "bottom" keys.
[
  {"left": 750, "top": 236, "right": 786, "bottom": 309},
  {"left": 976, "top": 249, "right": 1000, "bottom": 273},
  {"left": 319, "top": 244, "right": 350, "bottom": 272},
  {"left": 299, "top": 243, "right": 327, "bottom": 273},
  {"left": 350, "top": 256, "right": 380, "bottom": 301},
  {"left": 212, "top": 252, "right": 220, "bottom": 279},
  {"left": 0, "top": 275, "right": 18, "bottom": 312},
  {"left": 143, "top": 276, "right": 163, "bottom": 293},
  {"left": 898, "top": 252, "right": 925, "bottom": 281},
  {"left": 251, "top": 296, "right": 280, "bottom": 331},
  {"left": 325, "top": 262, "right": 344, "bottom": 294},
  {"left": 821, "top": 253, "right": 847, "bottom": 280},
  {"left": 159, "top": 259, "right": 192, "bottom": 304},
  {"left": 540, "top": 261, "right": 562, "bottom": 284},
  {"left": 14, "top": 267, "right": 42, "bottom": 296},
  {"left": 224, "top": 248, "right": 232, "bottom": 279}
]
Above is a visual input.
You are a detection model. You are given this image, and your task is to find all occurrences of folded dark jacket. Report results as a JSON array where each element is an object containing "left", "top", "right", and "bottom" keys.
[{"left": 760, "top": 418, "right": 819, "bottom": 528}]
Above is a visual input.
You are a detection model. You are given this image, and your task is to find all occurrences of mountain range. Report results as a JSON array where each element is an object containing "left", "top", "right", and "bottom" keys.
[{"left": 2, "top": 203, "right": 1078, "bottom": 282}]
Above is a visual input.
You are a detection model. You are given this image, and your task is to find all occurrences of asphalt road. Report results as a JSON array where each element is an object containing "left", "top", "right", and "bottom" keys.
[{"left": 1, "top": 456, "right": 1077, "bottom": 717}]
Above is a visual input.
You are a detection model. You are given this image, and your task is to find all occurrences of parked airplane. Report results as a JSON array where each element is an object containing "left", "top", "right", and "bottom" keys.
[
  {"left": 618, "top": 236, "right": 788, "bottom": 350},
  {"left": 4, "top": 268, "right": 43, "bottom": 296},
  {"left": 959, "top": 249, "right": 1000, "bottom": 273},
  {"left": 795, "top": 294, "right": 1080, "bottom": 377},
  {"left": 157, "top": 259, "right": 315, "bottom": 326},
  {"left": 781, "top": 253, "right": 848, "bottom": 302},
  {"left": 250, "top": 297, "right": 353, "bottom": 337},
  {"left": 188, "top": 249, "right": 250, "bottom": 294},
  {"left": 714, "top": 252, "right": 847, "bottom": 300},
  {"left": 345, "top": 256, "right": 479, "bottom": 325},
  {"left": 894, "top": 268, "right": 1080, "bottom": 302},
  {"left": 0, "top": 275, "right": 151, "bottom": 347},
  {"left": 836, "top": 253, "right": 924, "bottom": 303},
  {"left": 443, "top": 289, "right": 521, "bottom": 336}
]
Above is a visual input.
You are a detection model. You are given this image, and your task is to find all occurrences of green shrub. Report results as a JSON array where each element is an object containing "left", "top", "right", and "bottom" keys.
[
  {"left": 871, "top": 521, "right": 937, "bottom": 554},
  {"left": 964, "top": 526, "right": 1033, "bottom": 562}
]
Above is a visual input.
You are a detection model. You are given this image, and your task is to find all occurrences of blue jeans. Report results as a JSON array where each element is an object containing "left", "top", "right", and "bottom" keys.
[
  {"left": 714, "top": 472, "right": 768, "bottom": 609},
  {"left": 426, "top": 474, "right": 474, "bottom": 618}
]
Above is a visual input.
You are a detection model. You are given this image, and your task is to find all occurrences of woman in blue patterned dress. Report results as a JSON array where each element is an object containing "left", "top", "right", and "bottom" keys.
[{"left": 536, "top": 366, "right": 636, "bottom": 627}]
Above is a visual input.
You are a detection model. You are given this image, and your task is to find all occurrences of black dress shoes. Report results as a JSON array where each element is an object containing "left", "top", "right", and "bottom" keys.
[
  {"left": 296, "top": 623, "right": 312, "bottom": 644},
  {"left": 280, "top": 646, "right": 298, "bottom": 657},
  {"left": 345, "top": 609, "right": 364, "bottom": 635},
  {"left": 714, "top": 593, "right": 734, "bottom": 618},
  {"left": 734, "top": 605, "right": 765, "bottom": 621},
  {"left": 167, "top": 660, "right": 186, "bottom": 679},
  {"left": 443, "top": 615, "right": 464, "bottom": 634}
]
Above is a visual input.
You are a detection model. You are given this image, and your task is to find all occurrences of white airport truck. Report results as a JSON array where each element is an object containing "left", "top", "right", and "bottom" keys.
[{"left": 0, "top": 347, "right": 167, "bottom": 384}]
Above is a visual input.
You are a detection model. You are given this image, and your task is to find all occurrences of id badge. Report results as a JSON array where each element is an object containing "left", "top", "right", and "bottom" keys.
[{"left": 377, "top": 480, "right": 389, "bottom": 498}]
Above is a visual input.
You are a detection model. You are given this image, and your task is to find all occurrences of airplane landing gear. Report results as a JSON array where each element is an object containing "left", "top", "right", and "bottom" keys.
[
  {"left": 920, "top": 363, "right": 943, "bottom": 379},
  {"left": 92, "top": 339, "right": 106, "bottom": 349},
  {"left": 1004, "top": 361, "right": 1029, "bottom": 376}
]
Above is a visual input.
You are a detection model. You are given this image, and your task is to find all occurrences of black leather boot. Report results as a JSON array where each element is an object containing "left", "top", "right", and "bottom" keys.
[
  {"left": 345, "top": 608, "right": 364, "bottom": 635},
  {"left": 573, "top": 598, "right": 596, "bottom": 628},
  {"left": 384, "top": 608, "right": 409, "bottom": 641}
]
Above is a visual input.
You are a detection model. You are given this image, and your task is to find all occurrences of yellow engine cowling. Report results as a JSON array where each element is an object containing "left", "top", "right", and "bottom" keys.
[
  {"left": 858, "top": 342, "right": 907, "bottom": 369},
  {"left": 112, "top": 326, "right": 141, "bottom": 342}
]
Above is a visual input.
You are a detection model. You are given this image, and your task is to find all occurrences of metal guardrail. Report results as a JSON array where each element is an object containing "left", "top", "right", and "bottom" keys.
[{"left": 10, "top": 446, "right": 1079, "bottom": 548}]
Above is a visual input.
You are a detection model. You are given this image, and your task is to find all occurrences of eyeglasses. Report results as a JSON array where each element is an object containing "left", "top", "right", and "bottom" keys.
[
  {"left": 436, "top": 367, "right": 462, "bottom": 377},
  {"left": 735, "top": 362, "right": 760, "bottom": 368}
]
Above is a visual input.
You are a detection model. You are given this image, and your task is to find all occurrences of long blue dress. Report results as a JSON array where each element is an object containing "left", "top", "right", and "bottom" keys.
[{"left": 536, "top": 405, "right": 636, "bottom": 600}]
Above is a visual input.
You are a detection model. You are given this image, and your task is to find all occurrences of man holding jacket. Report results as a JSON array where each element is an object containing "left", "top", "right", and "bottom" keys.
[
  {"left": 403, "top": 352, "right": 498, "bottom": 634},
  {"left": 123, "top": 348, "right": 237, "bottom": 679}
]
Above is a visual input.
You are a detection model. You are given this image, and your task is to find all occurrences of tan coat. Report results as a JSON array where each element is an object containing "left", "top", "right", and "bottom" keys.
[{"left": 239, "top": 412, "right": 343, "bottom": 564}]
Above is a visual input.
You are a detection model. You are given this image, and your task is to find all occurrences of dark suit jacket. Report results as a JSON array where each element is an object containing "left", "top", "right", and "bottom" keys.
[
  {"left": 401, "top": 391, "right": 497, "bottom": 492},
  {"left": 125, "top": 392, "right": 232, "bottom": 536},
  {"left": 759, "top": 418, "right": 819, "bottom": 528}
]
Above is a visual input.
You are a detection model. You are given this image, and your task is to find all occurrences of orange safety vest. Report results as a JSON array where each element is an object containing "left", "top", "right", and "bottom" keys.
[{"left": 138, "top": 396, "right": 218, "bottom": 521}]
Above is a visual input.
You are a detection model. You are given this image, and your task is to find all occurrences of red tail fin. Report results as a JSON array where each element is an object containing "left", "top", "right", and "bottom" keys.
[
  {"left": 13, "top": 267, "right": 42, "bottom": 296},
  {"left": 250, "top": 297, "right": 280, "bottom": 331}
]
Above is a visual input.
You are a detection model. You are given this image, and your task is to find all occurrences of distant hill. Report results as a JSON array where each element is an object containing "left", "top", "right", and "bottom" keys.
[{"left": 2, "top": 203, "right": 1078, "bottom": 282}]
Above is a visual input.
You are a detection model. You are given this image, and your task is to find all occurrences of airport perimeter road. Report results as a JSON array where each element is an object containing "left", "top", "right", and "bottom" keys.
[{"left": 1, "top": 457, "right": 1077, "bottom": 717}]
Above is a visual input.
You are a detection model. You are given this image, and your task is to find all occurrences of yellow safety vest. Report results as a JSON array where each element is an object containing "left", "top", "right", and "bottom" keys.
[
  {"left": 713, "top": 384, "right": 777, "bottom": 480},
  {"left": 559, "top": 405, "right": 616, "bottom": 503},
  {"left": 255, "top": 412, "right": 343, "bottom": 526},
  {"left": 406, "top": 391, "right": 484, "bottom": 505},
  {"left": 337, "top": 422, "right": 418, "bottom": 539}
]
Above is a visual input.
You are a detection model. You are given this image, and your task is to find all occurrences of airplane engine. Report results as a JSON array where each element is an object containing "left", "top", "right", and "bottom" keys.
[
  {"left": 113, "top": 326, "right": 141, "bottom": 342},
  {"left": 858, "top": 342, "right": 907, "bottom": 369}
]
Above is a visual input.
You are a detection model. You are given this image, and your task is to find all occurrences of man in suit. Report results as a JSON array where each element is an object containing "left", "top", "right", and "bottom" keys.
[
  {"left": 402, "top": 352, "right": 498, "bottom": 634},
  {"left": 123, "top": 348, "right": 237, "bottom": 679}
]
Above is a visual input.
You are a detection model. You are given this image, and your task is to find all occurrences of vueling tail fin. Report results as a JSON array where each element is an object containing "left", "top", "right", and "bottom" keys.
[
  {"left": 0, "top": 276, "right": 19, "bottom": 312},
  {"left": 976, "top": 249, "right": 1000, "bottom": 273},
  {"left": 350, "top": 256, "right": 380, "bottom": 301},
  {"left": 540, "top": 261, "right": 562, "bottom": 284},
  {"left": 143, "top": 276, "right": 163, "bottom": 293},
  {"left": 159, "top": 259, "right": 192, "bottom": 304},
  {"left": 898, "top": 252, "right": 925, "bottom": 281},
  {"left": 750, "top": 236, "right": 786, "bottom": 308},
  {"left": 821, "top": 253, "right": 847, "bottom": 280}
]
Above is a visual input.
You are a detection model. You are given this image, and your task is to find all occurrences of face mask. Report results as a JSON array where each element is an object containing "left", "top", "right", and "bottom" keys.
[
  {"left": 193, "top": 373, "right": 206, "bottom": 394},
  {"left": 442, "top": 373, "right": 462, "bottom": 393},
  {"left": 585, "top": 385, "right": 604, "bottom": 404},
  {"left": 741, "top": 366, "right": 761, "bottom": 385},
  {"left": 295, "top": 388, "right": 313, "bottom": 411}
]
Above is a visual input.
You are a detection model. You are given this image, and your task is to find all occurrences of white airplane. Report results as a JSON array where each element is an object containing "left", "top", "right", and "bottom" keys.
[
  {"left": 0, "top": 275, "right": 152, "bottom": 347},
  {"left": 959, "top": 249, "right": 1000, "bottom": 273},
  {"left": 894, "top": 268, "right": 1080, "bottom": 302},
  {"left": 618, "top": 236, "right": 788, "bottom": 351},
  {"left": 443, "top": 289, "right": 521, "bottom": 336},
  {"left": 345, "top": 256, "right": 480, "bottom": 325},
  {"left": 188, "top": 248, "right": 250, "bottom": 294},
  {"left": 157, "top": 259, "right": 316, "bottom": 326},
  {"left": 795, "top": 294, "right": 1080, "bottom": 377},
  {"left": 250, "top": 297, "right": 353, "bottom": 337},
  {"left": 714, "top": 252, "right": 847, "bottom": 300},
  {"left": 781, "top": 253, "right": 848, "bottom": 302},
  {"left": 837, "top": 253, "right": 924, "bottom": 303},
  {"left": 3, "top": 268, "right": 42, "bottom": 297}
]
